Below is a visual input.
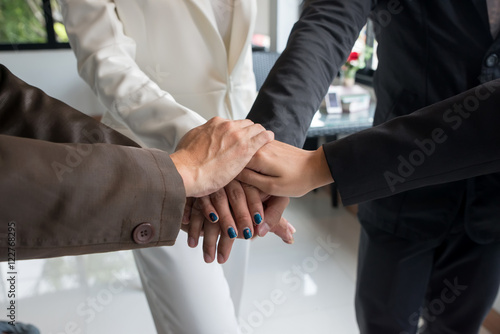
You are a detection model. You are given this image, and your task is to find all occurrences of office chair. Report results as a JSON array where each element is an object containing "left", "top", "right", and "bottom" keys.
[{"left": 252, "top": 50, "right": 281, "bottom": 91}]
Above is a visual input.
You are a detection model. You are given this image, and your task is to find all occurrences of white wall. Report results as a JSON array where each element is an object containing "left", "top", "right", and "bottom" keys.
[
  {"left": 256, "top": 0, "right": 301, "bottom": 52},
  {"left": 0, "top": 49, "right": 104, "bottom": 116},
  {"left": 255, "top": 0, "right": 270, "bottom": 36},
  {"left": 270, "top": 0, "right": 301, "bottom": 52}
]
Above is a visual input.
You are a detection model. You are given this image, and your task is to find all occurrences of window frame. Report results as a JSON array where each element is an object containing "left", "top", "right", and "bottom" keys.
[{"left": 0, "top": 0, "right": 70, "bottom": 51}]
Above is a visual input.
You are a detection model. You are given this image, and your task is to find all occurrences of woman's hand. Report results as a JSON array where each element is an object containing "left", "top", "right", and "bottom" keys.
[
  {"left": 238, "top": 140, "right": 334, "bottom": 197},
  {"left": 181, "top": 183, "right": 295, "bottom": 264}
]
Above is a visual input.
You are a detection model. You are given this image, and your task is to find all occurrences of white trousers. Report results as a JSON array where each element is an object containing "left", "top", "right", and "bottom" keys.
[{"left": 133, "top": 233, "right": 249, "bottom": 334}]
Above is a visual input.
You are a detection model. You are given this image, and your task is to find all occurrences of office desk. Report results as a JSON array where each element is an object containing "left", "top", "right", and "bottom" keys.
[
  {"left": 305, "top": 87, "right": 376, "bottom": 207},
  {"left": 307, "top": 104, "right": 375, "bottom": 138}
]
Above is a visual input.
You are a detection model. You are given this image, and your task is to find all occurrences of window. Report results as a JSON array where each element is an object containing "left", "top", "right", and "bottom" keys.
[
  {"left": 0, "top": 0, "right": 69, "bottom": 51},
  {"left": 351, "top": 20, "right": 378, "bottom": 86}
]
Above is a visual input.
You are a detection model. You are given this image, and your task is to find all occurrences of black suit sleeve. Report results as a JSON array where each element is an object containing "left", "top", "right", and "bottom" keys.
[
  {"left": 325, "top": 80, "right": 500, "bottom": 205},
  {"left": 247, "top": 0, "right": 373, "bottom": 147}
]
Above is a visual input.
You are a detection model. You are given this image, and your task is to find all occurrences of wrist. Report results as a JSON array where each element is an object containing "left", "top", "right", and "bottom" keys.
[
  {"left": 309, "top": 146, "right": 334, "bottom": 190},
  {"left": 170, "top": 151, "right": 197, "bottom": 197}
]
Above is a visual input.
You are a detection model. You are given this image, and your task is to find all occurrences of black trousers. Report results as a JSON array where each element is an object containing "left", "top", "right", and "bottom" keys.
[{"left": 355, "top": 222, "right": 500, "bottom": 334}]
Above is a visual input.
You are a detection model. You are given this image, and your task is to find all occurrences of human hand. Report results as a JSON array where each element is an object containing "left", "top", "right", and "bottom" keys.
[
  {"left": 237, "top": 140, "right": 334, "bottom": 197},
  {"left": 170, "top": 117, "right": 274, "bottom": 197},
  {"left": 183, "top": 181, "right": 257, "bottom": 264},
  {"left": 182, "top": 183, "right": 295, "bottom": 263}
]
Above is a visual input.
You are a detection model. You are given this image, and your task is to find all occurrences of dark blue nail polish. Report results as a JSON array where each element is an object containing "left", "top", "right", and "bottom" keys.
[
  {"left": 209, "top": 212, "right": 218, "bottom": 222},
  {"left": 228, "top": 227, "right": 237, "bottom": 239},
  {"left": 254, "top": 213, "right": 263, "bottom": 225},
  {"left": 243, "top": 228, "right": 252, "bottom": 239}
]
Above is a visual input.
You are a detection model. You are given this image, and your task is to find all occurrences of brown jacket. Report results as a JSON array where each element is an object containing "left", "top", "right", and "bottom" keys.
[{"left": 0, "top": 65, "right": 185, "bottom": 260}]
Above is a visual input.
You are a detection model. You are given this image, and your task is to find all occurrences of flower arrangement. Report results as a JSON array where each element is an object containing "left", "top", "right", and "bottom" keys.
[{"left": 341, "top": 47, "right": 373, "bottom": 86}]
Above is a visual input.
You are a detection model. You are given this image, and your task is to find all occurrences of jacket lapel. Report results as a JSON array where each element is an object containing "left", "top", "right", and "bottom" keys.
[
  {"left": 186, "top": 0, "right": 223, "bottom": 45},
  {"left": 186, "top": 0, "right": 255, "bottom": 73}
]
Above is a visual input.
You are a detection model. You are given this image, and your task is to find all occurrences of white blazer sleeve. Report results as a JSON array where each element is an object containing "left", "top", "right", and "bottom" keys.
[{"left": 60, "top": 0, "right": 207, "bottom": 152}]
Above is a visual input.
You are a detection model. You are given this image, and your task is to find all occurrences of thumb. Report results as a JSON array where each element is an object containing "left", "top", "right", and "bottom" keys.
[
  {"left": 237, "top": 168, "right": 275, "bottom": 195},
  {"left": 249, "top": 130, "right": 274, "bottom": 153}
]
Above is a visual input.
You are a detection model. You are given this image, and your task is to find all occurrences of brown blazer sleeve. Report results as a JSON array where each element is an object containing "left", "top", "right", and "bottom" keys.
[
  {"left": 324, "top": 80, "right": 500, "bottom": 205},
  {"left": 0, "top": 65, "right": 186, "bottom": 260},
  {"left": 0, "top": 135, "right": 186, "bottom": 261}
]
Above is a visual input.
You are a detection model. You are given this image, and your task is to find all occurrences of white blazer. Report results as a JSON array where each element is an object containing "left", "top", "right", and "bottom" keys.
[{"left": 61, "top": 0, "right": 257, "bottom": 152}]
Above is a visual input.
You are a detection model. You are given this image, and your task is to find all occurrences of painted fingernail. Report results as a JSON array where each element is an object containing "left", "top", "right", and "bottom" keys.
[
  {"left": 254, "top": 213, "right": 263, "bottom": 225},
  {"left": 204, "top": 253, "right": 213, "bottom": 263},
  {"left": 188, "top": 237, "right": 196, "bottom": 248},
  {"left": 217, "top": 253, "right": 225, "bottom": 263},
  {"left": 258, "top": 223, "right": 270, "bottom": 237},
  {"left": 243, "top": 228, "right": 252, "bottom": 239},
  {"left": 209, "top": 212, "right": 218, "bottom": 222},
  {"left": 228, "top": 227, "right": 237, "bottom": 239}
]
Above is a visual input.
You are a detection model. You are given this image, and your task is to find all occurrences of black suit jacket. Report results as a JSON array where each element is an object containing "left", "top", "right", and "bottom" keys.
[{"left": 248, "top": 0, "right": 500, "bottom": 242}]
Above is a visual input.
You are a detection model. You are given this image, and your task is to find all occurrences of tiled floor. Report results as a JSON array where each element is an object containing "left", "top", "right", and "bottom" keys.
[
  {"left": 0, "top": 190, "right": 494, "bottom": 333},
  {"left": 238, "top": 190, "right": 360, "bottom": 334}
]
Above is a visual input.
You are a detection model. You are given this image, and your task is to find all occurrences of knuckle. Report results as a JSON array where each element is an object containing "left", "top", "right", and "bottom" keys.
[
  {"left": 228, "top": 187, "right": 246, "bottom": 201},
  {"left": 219, "top": 121, "right": 232, "bottom": 132},
  {"left": 254, "top": 123, "right": 265, "bottom": 132},
  {"left": 218, "top": 213, "right": 235, "bottom": 226},
  {"left": 209, "top": 190, "right": 226, "bottom": 203},
  {"left": 211, "top": 116, "right": 223, "bottom": 123},
  {"left": 230, "top": 130, "right": 245, "bottom": 142},
  {"left": 233, "top": 213, "right": 252, "bottom": 225}
]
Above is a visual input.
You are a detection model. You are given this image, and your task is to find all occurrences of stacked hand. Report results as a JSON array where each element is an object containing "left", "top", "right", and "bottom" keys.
[
  {"left": 170, "top": 117, "right": 274, "bottom": 197},
  {"left": 238, "top": 140, "right": 334, "bottom": 197},
  {"left": 171, "top": 117, "right": 333, "bottom": 264},
  {"left": 182, "top": 183, "right": 294, "bottom": 263}
]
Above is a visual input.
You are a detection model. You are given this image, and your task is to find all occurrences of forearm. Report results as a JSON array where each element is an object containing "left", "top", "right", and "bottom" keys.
[
  {"left": 247, "top": 0, "right": 372, "bottom": 147},
  {"left": 326, "top": 79, "right": 500, "bottom": 205},
  {"left": 61, "top": 0, "right": 206, "bottom": 152},
  {"left": 0, "top": 135, "right": 185, "bottom": 260}
]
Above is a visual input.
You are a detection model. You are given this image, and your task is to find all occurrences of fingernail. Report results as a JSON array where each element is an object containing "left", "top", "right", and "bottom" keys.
[
  {"left": 254, "top": 213, "right": 263, "bottom": 225},
  {"left": 243, "top": 228, "right": 252, "bottom": 239},
  {"left": 188, "top": 237, "right": 196, "bottom": 248},
  {"left": 288, "top": 223, "right": 296, "bottom": 234},
  {"left": 217, "top": 253, "right": 225, "bottom": 263},
  {"left": 209, "top": 212, "right": 218, "bottom": 222},
  {"left": 204, "top": 253, "right": 213, "bottom": 263},
  {"left": 258, "top": 223, "right": 270, "bottom": 237},
  {"left": 228, "top": 227, "right": 237, "bottom": 239}
]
